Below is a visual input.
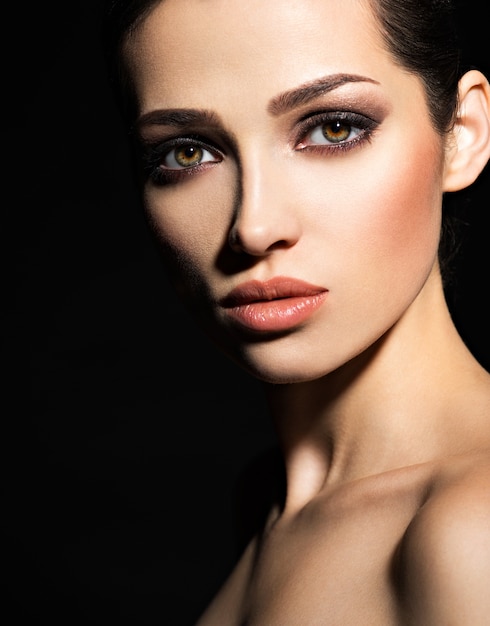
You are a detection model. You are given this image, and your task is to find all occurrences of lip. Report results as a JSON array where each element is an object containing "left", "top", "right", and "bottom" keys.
[{"left": 220, "top": 277, "right": 328, "bottom": 333}]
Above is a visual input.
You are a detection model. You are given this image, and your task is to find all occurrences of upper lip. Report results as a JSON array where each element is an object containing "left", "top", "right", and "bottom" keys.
[{"left": 221, "top": 277, "right": 328, "bottom": 307}]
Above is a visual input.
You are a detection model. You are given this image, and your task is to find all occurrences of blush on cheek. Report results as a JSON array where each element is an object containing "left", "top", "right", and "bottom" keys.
[{"left": 364, "top": 141, "right": 443, "bottom": 271}]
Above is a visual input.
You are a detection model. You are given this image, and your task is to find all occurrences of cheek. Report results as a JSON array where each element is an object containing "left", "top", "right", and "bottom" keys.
[
  {"left": 336, "top": 139, "right": 444, "bottom": 287},
  {"left": 143, "top": 169, "right": 235, "bottom": 280},
  {"left": 367, "top": 146, "right": 442, "bottom": 268}
]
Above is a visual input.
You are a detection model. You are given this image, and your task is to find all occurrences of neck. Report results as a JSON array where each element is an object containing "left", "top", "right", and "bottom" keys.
[{"left": 262, "top": 282, "right": 489, "bottom": 514}]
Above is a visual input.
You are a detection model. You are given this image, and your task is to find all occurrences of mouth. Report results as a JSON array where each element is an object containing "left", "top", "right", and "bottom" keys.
[{"left": 220, "top": 277, "right": 328, "bottom": 333}]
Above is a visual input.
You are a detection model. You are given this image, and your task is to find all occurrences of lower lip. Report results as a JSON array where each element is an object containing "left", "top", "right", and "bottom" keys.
[{"left": 223, "top": 293, "right": 327, "bottom": 333}]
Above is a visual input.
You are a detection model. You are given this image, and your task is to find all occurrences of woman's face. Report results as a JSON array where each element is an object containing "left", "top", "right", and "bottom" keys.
[{"left": 125, "top": 0, "right": 447, "bottom": 383}]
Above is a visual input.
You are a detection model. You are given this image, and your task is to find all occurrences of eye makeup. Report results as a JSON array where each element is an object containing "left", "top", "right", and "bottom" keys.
[
  {"left": 294, "top": 109, "right": 380, "bottom": 154},
  {"left": 135, "top": 80, "right": 390, "bottom": 186},
  {"left": 139, "top": 134, "right": 224, "bottom": 186}
]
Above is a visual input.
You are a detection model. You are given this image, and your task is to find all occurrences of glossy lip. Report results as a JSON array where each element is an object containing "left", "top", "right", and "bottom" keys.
[{"left": 220, "top": 277, "right": 328, "bottom": 333}]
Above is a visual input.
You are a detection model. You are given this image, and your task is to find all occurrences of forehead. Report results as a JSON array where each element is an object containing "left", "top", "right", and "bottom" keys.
[{"left": 124, "top": 0, "right": 412, "bottom": 115}]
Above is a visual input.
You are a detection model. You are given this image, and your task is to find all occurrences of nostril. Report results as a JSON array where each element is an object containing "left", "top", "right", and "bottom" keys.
[
  {"left": 228, "top": 227, "right": 295, "bottom": 256},
  {"left": 267, "top": 239, "right": 292, "bottom": 252},
  {"left": 228, "top": 227, "right": 243, "bottom": 253},
  {"left": 228, "top": 180, "right": 302, "bottom": 256},
  {"left": 228, "top": 225, "right": 274, "bottom": 256}
]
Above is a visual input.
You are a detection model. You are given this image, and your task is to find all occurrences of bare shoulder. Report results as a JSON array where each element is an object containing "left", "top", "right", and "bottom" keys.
[
  {"left": 195, "top": 536, "right": 257, "bottom": 626},
  {"left": 399, "top": 450, "right": 490, "bottom": 625}
]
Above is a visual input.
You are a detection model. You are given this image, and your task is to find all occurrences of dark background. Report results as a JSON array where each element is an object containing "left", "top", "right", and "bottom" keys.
[{"left": 5, "top": 2, "right": 489, "bottom": 625}]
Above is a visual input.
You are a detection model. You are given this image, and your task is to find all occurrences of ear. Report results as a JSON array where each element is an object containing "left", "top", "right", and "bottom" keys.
[{"left": 443, "top": 69, "right": 490, "bottom": 192}]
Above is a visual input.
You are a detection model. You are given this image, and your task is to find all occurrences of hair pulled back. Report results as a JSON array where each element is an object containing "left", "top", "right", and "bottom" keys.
[
  {"left": 101, "top": 0, "right": 467, "bottom": 284},
  {"left": 102, "top": 0, "right": 462, "bottom": 132}
]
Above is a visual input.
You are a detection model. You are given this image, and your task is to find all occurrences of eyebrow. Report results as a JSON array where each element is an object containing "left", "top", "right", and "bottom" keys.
[
  {"left": 135, "top": 109, "right": 224, "bottom": 134},
  {"left": 135, "top": 73, "right": 379, "bottom": 133},
  {"left": 268, "top": 73, "right": 379, "bottom": 115}
]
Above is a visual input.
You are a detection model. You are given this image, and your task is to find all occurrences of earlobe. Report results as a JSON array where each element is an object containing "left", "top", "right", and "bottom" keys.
[{"left": 443, "top": 69, "right": 490, "bottom": 192}]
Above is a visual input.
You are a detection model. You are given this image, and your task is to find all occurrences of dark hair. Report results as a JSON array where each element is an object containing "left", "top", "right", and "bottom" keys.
[
  {"left": 102, "top": 0, "right": 463, "bottom": 130},
  {"left": 366, "top": 0, "right": 465, "bottom": 285},
  {"left": 369, "top": 0, "right": 461, "bottom": 134},
  {"left": 100, "top": 0, "right": 468, "bottom": 285}
]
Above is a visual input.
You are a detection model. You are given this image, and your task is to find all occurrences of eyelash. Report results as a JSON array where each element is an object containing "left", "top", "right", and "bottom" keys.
[
  {"left": 295, "top": 110, "right": 378, "bottom": 153},
  {"left": 141, "top": 111, "right": 378, "bottom": 186},
  {"left": 140, "top": 135, "right": 223, "bottom": 186}
]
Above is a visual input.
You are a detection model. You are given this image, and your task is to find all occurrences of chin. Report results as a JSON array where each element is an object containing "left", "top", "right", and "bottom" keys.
[{"left": 236, "top": 356, "right": 331, "bottom": 385}]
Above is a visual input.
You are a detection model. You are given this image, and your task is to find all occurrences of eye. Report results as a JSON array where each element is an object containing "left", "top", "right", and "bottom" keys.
[
  {"left": 140, "top": 136, "right": 224, "bottom": 186},
  {"left": 296, "top": 111, "right": 378, "bottom": 151},
  {"left": 163, "top": 142, "right": 220, "bottom": 169},
  {"left": 308, "top": 120, "right": 359, "bottom": 145}
]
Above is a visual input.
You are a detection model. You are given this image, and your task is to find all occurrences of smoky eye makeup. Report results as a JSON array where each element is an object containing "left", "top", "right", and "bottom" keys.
[
  {"left": 294, "top": 109, "right": 381, "bottom": 153},
  {"left": 135, "top": 89, "right": 389, "bottom": 184},
  {"left": 288, "top": 88, "right": 389, "bottom": 151},
  {"left": 291, "top": 83, "right": 389, "bottom": 130},
  {"left": 138, "top": 134, "right": 225, "bottom": 186}
]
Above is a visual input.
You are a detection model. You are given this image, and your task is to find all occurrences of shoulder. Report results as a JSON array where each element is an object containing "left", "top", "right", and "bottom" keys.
[{"left": 398, "top": 451, "right": 490, "bottom": 625}]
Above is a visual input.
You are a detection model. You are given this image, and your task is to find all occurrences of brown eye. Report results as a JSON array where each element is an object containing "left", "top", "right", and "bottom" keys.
[
  {"left": 321, "top": 121, "right": 351, "bottom": 143},
  {"left": 302, "top": 114, "right": 367, "bottom": 148},
  {"left": 162, "top": 143, "right": 220, "bottom": 169},
  {"left": 173, "top": 145, "right": 204, "bottom": 167}
]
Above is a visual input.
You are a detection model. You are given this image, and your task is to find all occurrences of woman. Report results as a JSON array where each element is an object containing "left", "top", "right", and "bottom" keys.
[{"left": 102, "top": 0, "right": 490, "bottom": 623}]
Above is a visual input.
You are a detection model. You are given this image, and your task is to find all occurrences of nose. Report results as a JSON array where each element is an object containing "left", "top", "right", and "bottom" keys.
[{"left": 228, "top": 159, "right": 301, "bottom": 256}]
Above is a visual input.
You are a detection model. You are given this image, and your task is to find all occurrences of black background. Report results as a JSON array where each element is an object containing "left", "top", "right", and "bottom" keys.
[{"left": 5, "top": 2, "right": 490, "bottom": 625}]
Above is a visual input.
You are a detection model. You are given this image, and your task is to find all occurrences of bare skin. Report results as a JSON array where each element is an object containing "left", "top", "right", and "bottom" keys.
[
  {"left": 123, "top": 0, "right": 490, "bottom": 623},
  {"left": 196, "top": 286, "right": 490, "bottom": 624}
]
